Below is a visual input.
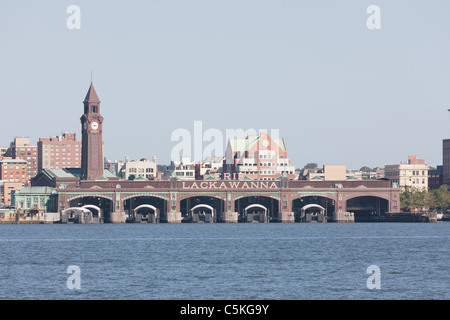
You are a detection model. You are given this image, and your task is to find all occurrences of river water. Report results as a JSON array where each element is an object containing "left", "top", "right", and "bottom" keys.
[{"left": 0, "top": 222, "right": 448, "bottom": 300}]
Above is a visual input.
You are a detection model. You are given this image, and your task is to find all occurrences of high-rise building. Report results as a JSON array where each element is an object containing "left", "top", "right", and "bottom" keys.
[
  {"left": 80, "top": 82, "right": 104, "bottom": 180},
  {"left": 37, "top": 132, "right": 81, "bottom": 172},
  {"left": 442, "top": 139, "right": 450, "bottom": 185},
  {"left": 0, "top": 158, "right": 28, "bottom": 184},
  {"left": 4, "top": 137, "right": 38, "bottom": 181},
  {"left": 224, "top": 132, "right": 296, "bottom": 180}
]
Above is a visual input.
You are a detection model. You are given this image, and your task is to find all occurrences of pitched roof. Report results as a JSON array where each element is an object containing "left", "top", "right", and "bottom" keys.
[{"left": 83, "top": 82, "right": 100, "bottom": 103}]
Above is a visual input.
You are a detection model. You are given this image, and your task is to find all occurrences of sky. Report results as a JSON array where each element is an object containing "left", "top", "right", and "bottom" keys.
[{"left": 1, "top": 0, "right": 449, "bottom": 171}]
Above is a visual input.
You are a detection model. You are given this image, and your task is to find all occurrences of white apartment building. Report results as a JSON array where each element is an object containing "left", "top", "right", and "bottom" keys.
[
  {"left": 384, "top": 155, "right": 428, "bottom": 191},
  {"left": 120, "top": 156, "right": 158, "bottom": 180}
]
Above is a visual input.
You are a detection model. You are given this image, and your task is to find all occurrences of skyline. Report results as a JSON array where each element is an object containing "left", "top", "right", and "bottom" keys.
[{"left": 1, "top": 1, "right": 450, "bottom": 170}]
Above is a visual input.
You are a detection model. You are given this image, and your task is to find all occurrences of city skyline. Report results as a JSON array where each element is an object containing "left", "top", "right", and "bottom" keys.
[{"left": 1, "top": 1, "right": 449, "bottom": 170}]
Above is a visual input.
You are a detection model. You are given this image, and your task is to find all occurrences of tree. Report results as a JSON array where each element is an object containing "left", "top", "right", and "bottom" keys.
[
  {"left": 360, "top": 166, "right": 372, "bottom": 173},
  {"left": 432, "top": 185, "right": 450, "bottom": 210},
  {"left": 303, "top": 163, "right": 318, "bottom": 169}
]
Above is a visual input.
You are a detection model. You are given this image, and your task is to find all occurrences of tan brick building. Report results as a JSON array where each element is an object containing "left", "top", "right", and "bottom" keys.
[{"left": 38, "top": 132, "right": 81, "bottom": 172}]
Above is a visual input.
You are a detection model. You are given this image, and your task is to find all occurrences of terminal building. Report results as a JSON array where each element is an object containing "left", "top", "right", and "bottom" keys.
[{"left": 11, "top": 80, "right": 403, "bottom": 224}]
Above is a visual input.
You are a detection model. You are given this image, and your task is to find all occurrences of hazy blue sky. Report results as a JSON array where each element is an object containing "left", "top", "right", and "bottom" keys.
[{"left": 1, "top": 0, "right": 449, "bottom": 170}]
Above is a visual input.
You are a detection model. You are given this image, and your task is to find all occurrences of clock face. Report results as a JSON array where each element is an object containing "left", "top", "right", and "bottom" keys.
[{"left": 91, "top": 121, "right": 99, "bottom": 130}]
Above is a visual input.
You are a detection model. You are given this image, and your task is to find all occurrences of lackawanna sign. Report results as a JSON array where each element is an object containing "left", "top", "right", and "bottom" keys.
[{"left": 181, "top": 181, "right": 280, "bottom": 190}]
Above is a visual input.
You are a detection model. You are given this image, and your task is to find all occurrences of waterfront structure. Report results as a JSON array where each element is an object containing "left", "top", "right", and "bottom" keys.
[
  {"left": 12, "top": 186, "right": 58, "bottom": 214},
  {"left": 4, "top": 137, "right": 38, "bottom": 181},
  {"left": 119, "top": 156, "right": 158, "bottom": 180},
  {"left": 0, "top": 158, "right": 28, "bottom": 184},
  {"left": 37, "top": 132, "right": 81, "bottom": 172},
  {"left": 384, "top": 155, "right": 429, "bottom": 191},
  {"left": 24, "top": 80, "right": 402, "bottom": 224},
  {"left": 0, "top": 181, "right": 23, "bottom": 206},
  {"left": 80, "top": 82, "right": 104, "bottom": 180},
  {"left": 223, "top": 133, "right": 296, "bottom": 180},
  {"left": 53, "top": 177, "right": 401, "bottom": 223}
]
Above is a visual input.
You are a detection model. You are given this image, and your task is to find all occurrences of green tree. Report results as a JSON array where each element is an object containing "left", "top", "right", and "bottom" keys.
[
  {"left": 359, "top": 166, "right": 372, "bottom": 173},
  {"left": 432, "top": 185, "right": 450, "bottom": 210},
  {"left": 303, "top": 163, "right": 318, "bottom": 169},
  {"left": 422, "top": 191, "right": 436, "bottom": 209}
]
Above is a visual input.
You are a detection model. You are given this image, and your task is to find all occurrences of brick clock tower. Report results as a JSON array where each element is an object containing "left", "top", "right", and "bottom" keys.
[{"left": 80, "top": 82, "right": 104, "bottom": 180}]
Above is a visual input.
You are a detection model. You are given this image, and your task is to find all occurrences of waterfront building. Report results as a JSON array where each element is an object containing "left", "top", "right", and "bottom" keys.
[
  {"left": 223, "top": 132, "right": 296, "bottom": 180},
  {"left": 119, "top": 156, "right": 158, "bottom": 180},
  {"left": 4, "top": 137, "right": 38, "bottom": 181},
  {"left": 384, "top": 155, "right": 429, "bottom": 191},
  {"left": 37, "top": 132, "right": 81, "bottom": 172},
  {"left": 0, "top": 158, "right": 28, "bottom": 184},
  {"left": 24, "top": 80, "right": 402, "bottom": 224}
]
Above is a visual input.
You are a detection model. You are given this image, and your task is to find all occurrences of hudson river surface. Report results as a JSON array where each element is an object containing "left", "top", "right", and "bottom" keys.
[{"left": 0, "top": 223, "right": 448, "bottom": 300}]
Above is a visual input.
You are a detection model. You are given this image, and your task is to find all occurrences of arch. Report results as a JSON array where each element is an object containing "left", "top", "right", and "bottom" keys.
[
  {"left": 346, "top": 196, "right": 389, "bottom": 222},
  {"left": 190, "top": 204, "right": 216, "bottom": 219},
  {"left": 233, "top": 193, "right": 280, "bottom": 201},
  {"left": 301, "top": 204, "right": 325, "bottom": 212},
  {"left": 134, "top": 204, "right": 159, "bottom": 214},
  {"left": 345, "top": 193, "right": 390, "bottom": 202},
  {"left": 179, "top": 193, "right": 225, "bottom": 201},
  {"left": 61, "top": 207, "right": 94, "bottom": 223},
  {"left": 81, "top": 204, "right": 102, "bottom": 219},
  {"left": 291, "top": 193, "right": 337, "bottom": 202},
  {"left": 67, "top": 194, "right": 114, "bottom": 202},
  {"left": 62, "top": 207, "right": 91, "bottom": 216},
  {"left": 121, "top": 193, "right": 169, "bottom": 202},
  {"left": 244, "top": 204, "right": 268, "bottom": 213}
]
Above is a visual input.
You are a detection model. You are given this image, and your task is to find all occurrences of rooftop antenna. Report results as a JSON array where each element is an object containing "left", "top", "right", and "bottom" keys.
[{"left": 91, "top": 70, "right": 93, "bottom": 83}]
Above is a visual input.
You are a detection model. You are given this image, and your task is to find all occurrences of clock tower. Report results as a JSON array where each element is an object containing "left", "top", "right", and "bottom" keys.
[{"left": 80, "top": 82, "right": 104, "bottom": 180}]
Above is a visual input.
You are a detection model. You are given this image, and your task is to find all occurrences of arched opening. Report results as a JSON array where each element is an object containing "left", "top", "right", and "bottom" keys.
[
  {"left": 235, "top": 196, "right": 278, "bottom": 223},
  {"left": 180, "top": 196, "right": 223, "bottom": 223},
  {"left": 123, "top": 196, "right": 166, "bottom": 223},
  {"left": 243, "top": 204, "right": 268, "bottom": 223},
  {"left": 346, "top": 196, "right": 389, "bottom": 222},
  {"left": 62, "top": 207, "right": 94, "bottom": 223},
  {"left": 292, "top": 196, "right": 335, "bottom": 222},
  {"left": 81, "top": 205, "right": 102, "bottom": 222},
  {"left": 133, "top": 204, "right": 160, "bottom": 223},
  {"left": 69, "top": 196, "right": 112, "bottom": 223}
]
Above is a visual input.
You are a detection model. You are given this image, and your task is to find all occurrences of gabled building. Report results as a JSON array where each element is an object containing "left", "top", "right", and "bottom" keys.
[{"left": 223, "top": 132, "right": 295, "bottom": 180}]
